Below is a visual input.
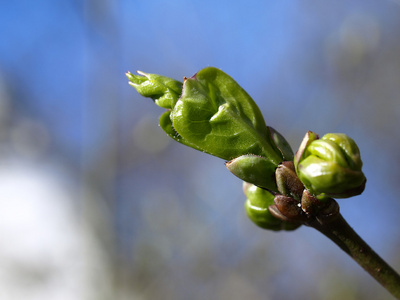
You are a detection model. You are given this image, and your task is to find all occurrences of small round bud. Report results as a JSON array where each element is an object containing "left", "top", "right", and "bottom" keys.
[
  {"left": 295, "top": 132, "right": 366, "bottom": 199},
  {"left": 226, "top": 155, "right": 277, "bottom": 191},
  {"left": 274, "top": 195, "right": 304, "bottom": 221},
  {"left": 243, "top": 183, "right": 301, "bottom": 231}
]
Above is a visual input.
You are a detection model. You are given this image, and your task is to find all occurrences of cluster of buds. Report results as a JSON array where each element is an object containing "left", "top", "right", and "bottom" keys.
[
  {"left": 127, "top": 67, "right": 366, "bottom": 231},
  {"left": 242, "top": 160, "right": 341, "bottom": 231},
  {"left": 271, "top": 161, "right": 340, "bottom": 226},
  {"left": 240, "top": 132, "right": 365, "bottom": 230}
]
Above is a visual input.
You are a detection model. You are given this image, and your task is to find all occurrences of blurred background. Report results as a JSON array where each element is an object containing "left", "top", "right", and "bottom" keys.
[{"left": 1, "top": 0, "right": 400, "bottom": 299}]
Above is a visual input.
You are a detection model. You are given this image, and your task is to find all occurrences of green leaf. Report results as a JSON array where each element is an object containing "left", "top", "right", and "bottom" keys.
[
  {"left": 159, "top": 110, "right": 203, "bottom": 151},
  {"left": 170, "top": 67, "right": 283, "bottom": 162},
  {"left": 126, "top": 71, "right": 182, "bottom": 109}
]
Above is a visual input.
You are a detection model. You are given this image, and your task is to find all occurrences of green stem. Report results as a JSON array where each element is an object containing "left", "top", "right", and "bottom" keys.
[{"left": 307, "top": 214, "right": 400, "bottom": 299}]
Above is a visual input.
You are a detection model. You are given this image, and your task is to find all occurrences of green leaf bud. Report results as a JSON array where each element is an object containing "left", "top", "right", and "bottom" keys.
[
  {"left": 126, "top": 71, "right": 183, "bottom": 109},
  {"left": 170, "top": 67, "right": 283, "bottom": 161},
  {"left": 243, "top": 182, "right": 301, "bottom": 231},
  {"left": 128, "top": 67, "right": 285, "bottom": 164},
  {"left": 226, "top": 155, "right": 277, "bottom": 191},
  {"left": 295, "top": 132, "right": 366, "bottom": 199}
]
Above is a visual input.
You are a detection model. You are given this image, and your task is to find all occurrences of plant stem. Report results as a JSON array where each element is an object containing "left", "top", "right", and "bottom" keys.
[{"left": 307, "top": 214, "right": 400, "bottom": 299}]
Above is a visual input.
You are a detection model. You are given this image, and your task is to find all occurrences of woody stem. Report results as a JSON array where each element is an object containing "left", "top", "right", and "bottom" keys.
[{"left": 307, "top": 214, "right": 400, "bottom": 299}]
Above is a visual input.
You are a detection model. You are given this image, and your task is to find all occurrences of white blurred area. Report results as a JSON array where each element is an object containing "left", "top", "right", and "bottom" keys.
[
  {"left": 0, "top": 76, "right": 114, "bottom": 300},
  {"left": 0, "top": 162, "right": 113, "bottom": 300}
]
